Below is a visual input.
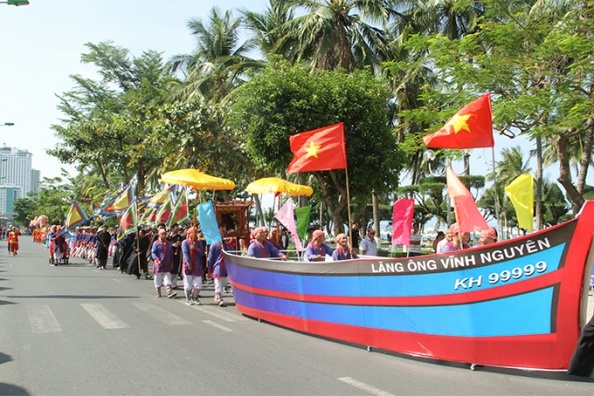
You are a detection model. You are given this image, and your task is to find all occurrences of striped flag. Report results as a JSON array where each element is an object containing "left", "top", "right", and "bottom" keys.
[{"left": 117, "top": 200, "right": 138, "bottom": 241}]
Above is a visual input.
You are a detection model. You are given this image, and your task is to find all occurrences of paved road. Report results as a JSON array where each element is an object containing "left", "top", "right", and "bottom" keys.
[{"left": 1, "top": 236, "right": 593, "bottom": 396}]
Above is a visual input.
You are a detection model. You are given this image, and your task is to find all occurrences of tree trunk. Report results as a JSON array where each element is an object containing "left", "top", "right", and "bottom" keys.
[
  {"left": 555, "top": 133, "right": 585, "bottom": 213},
  {"left": 576, "top": 118, "right": 594, "bottom": 196},
  {"left": 314, "top": 172, "right": 348, "bottom": 237},
  {"left": 535, "top": 135, "right": 543, "bottom": 230},
  {"left": 136, "top": 161, "right": 145, "bottom": 195},
  {"left": 252, "top": 194, "right": 264, "bottom": 226},
  {"left": 372, "top": 193, "right": 380, "bottom": 244}
]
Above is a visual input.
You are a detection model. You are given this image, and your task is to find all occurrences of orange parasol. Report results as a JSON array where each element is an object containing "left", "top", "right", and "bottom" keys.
[
  {"left": 245, "top": 177, "right": 313, "bottom": 197},
  {"left": 160, "top": 169, "right": 235, "bottom": 191}
]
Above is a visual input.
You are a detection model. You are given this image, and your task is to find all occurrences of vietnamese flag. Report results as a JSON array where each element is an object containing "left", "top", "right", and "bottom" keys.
[
  {"left": 447, "top": 167, "right": 489, "bottom": 233},
  {"left": 423, "top": 93, "right": 494, "bottom": 149},
  {"left": 287, "top": 123, "right": 347, "bottom": 173}
]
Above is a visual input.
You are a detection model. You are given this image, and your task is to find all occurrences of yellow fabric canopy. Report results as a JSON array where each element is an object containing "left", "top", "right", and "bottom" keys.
[
  {"left": 245, "top": 177, "right": 313, "bottom": 197},
  {"left": 160, "top": 169, "right": 235, "bottom": 191}
]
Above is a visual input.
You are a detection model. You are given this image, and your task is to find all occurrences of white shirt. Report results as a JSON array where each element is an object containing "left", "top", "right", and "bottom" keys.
[
  {"left": 359, "top": 236, "right": 378, "bottom": 256},
  {"left": 409, "top": 231, "right": 422, "bottom": 254},
  {"left": 436, "top": 238, "right": 449, "bottom": 254}
]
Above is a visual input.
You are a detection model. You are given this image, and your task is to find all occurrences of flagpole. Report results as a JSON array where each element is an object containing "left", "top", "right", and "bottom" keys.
[
  {"left": 345, "top": 169, "right": 353, "bottom": 245},
  {"left": 491, "top": 147, "right": 501, "bottom": 238},
  {"left": 135, "top": 230, "right": 142, "bottom": 276}
]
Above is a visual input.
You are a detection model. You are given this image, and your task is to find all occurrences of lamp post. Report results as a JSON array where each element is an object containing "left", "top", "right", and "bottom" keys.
[{"left": 0, "top": 1, "right": 30, "bottom": 6}]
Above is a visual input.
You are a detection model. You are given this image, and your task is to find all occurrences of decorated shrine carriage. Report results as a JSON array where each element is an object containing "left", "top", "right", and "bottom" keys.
[{"left": 213, "top": 200, "right": 254, "bottom": 251}]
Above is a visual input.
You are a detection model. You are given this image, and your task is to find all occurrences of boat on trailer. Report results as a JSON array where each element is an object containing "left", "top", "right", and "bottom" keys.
[{"left": 224, "top": 201, "right": 594, "bottom": 370}]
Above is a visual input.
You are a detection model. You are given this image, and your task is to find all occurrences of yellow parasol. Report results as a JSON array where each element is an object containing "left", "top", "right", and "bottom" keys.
[
  {"left": 160, "top": 169, "right": 235, "bottom": 191},
  {"left": 245, "top": 177, "right": 313, "bottom": 197}
]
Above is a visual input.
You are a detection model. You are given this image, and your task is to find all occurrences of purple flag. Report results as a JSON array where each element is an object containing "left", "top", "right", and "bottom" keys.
[
  {"left": 275, "top": 199, "right": 303, "bottom": 251},
  {"left": 392, "top": 199, "right": 415, "bottom": 245}
]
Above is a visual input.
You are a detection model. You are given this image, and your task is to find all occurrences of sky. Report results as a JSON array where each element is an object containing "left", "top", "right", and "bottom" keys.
[
  {"left": 0, "top": 0, "right": 550, "bottom": 191},
  {"left": 0, "top": 0, "right": 268, "bottom": 180}
]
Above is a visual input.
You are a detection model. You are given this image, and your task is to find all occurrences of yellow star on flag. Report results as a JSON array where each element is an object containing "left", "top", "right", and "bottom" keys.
[
  {"left": 446, "top": 113, "right": 472, "bottom": 134},
  {"left": 304, "top": 140, "right": 321, "bottom": 159}
]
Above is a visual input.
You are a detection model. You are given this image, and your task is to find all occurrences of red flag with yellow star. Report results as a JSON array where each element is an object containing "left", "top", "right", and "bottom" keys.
[
  {"left": 423, "top": 93, "right": 493, "bottom": 149},
  {"left": 287, "top": 123, "right": 347, "bottom": 173}
]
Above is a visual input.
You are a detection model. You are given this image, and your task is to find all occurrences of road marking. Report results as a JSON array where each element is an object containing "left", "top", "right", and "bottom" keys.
[
  {"left": 131, "top": 301, "right": 191, "bottom": 325},
  {"left": 81, "top": 303, "right": 129, "bottom": 329},
  {"left": 202, "top": 320, "right": 233, "bottom": 333},
  {"left": 337, "top": 377, "right": 395, "bottom": 396},
  {"left": 190, "top": 304, "right": 249, "bottom": 322},
  {"left": 27, "top": 305, "right": 62, "bottom": 333}
]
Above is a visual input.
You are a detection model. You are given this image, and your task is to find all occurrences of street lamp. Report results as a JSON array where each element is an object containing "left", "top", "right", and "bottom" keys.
[{"left": 0, "top": 1, "right": 30, "bottom": 5}]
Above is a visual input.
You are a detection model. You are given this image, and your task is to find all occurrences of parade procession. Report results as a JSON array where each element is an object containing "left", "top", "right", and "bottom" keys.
[
  {"left": 18, "top": 115, "right": 594, "bottom": 375},
  {"left": 2, "top": 2, "right": 594, "bottom": 394}
]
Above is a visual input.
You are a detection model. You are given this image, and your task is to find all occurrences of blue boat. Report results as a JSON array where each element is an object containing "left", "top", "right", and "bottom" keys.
[{"left": 224, "top": 201, "right": 594, "bottom": 370}]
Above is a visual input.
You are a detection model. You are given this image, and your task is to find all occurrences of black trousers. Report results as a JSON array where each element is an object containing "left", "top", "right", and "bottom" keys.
[{"left": 568, "top": 314, "right": 594, "bottom": 376}]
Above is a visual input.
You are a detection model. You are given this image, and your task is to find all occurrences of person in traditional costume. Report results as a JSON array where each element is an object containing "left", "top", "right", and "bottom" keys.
[
  {"left": 247, "top": 227, "right": 286, "bottom": 260},
  {"left": 7, "top": 226, "right": 21, "bottom": 256},
  {"left": 151, "top": 228, "right": 177, "bottom": 299},
  {"left": 167, "top": 223, "right": 184, "bottom": 289},
  {"left": 479, "top": 227, "right": 497, "bottom": 246},
  {"left": 127, "top": 228, "right": 151, "bottom": 279},
  {"left": 95, "top": 225, "right": 112, "bottom": 270},
  {"left": 47, "top": 225, "right": 57, "bottom": 263},
  {"left": 441, "top": 223, "right": 470, "bottom": 252},
  {"left": 53, "top": 226, "right": 67, "bottom": 265},
  {"left": 267, "top": 227, "right": 283, "bottom": 251},
  {"left": 331, "top": 233, "right": 358, "bottom": 261},
  {"left": 181, "top": 226, "right": 205, "bottom": 305},
  {"left": 208, "top": 238, "right": 231, "bottom": 307},
  {"left": 305, "top": 230, "right": 333, "bottom": 262}
]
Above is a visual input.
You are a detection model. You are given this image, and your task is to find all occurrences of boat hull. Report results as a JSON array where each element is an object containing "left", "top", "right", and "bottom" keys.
[{"left": 225, "top": 202, "right": 594, "bottom": 370}]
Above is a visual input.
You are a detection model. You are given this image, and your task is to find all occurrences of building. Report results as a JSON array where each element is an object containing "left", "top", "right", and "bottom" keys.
[{"left": 0, "top": 144, "right": 40, "bottom": 216}]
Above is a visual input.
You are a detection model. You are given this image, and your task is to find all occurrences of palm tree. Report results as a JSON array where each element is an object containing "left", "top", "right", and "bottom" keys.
[
  {"left": 241, "top": 0, "right": 296, "bottom": 61},
  {"left": 276, "top": 0, "right": 394, "bottom": 72},
  {"left": 167, "top": 7, "right": 261, "bottom": 103},
  {"left": 483, "top": 146, "right": 533, "bottom": 232}
]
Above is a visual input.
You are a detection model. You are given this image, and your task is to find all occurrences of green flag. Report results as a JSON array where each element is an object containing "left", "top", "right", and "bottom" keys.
[{"left": 295, "top": 205, "right": 311, "bottom": 240}]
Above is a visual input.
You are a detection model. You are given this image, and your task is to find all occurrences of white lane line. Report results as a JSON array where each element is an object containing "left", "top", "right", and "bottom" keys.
[
  {"left": 190, "top": 304, "right": 249, "bottom": 322},
  {"left": 337, "top": 377, "right": 395, "bottom": 396},
  {"left": 131, "top": 301, "right": 191, "bottom": 325},
  {"left": 27, "top": 305, "right": 62, "bottom": 333},
  {"left": 81, "top": 303, "right": 129, "bottom": 329},
  {"left": 202, "top": 320, "right": 233, "bottom": 333}
]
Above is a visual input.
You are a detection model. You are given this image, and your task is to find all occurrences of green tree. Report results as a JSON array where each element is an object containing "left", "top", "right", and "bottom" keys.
[
  {"left": 146, "top": 99, "right": 250, "bottom": 189},
  {"left": 50, "top": 42, "right": 174, "bottom": 194},
  {"left": 401, "top": 0, "right": 594, "bottom": 217},
  {"left": 33, "top": 177, "right": 75, "bottom": 225},
  {"left": 479, "top": 146, "right": 532, "bottom": 226},
  {"left": 241, "top": 0, "right": 295, "bottom": 60},
  {"left": 12, "top": 197, "right": 37, "bottom": 227},
  {"left": 230, "top": 61, "right": 404, "bottom": 234},
  {"left": 541, "top": 179, "right": 569, "bottom": 226},
  {"left": 168, "top": 7, "right": 261, "bottom": 103},
  {"left": 277, "top": 0, "right": 393, "bottom": 72}
]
